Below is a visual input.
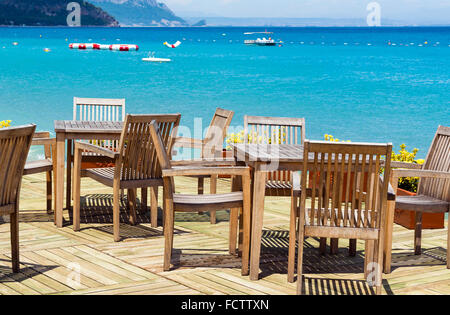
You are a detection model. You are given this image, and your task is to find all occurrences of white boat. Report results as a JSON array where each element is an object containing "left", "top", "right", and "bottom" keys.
[
  {"left": 142, "top": 52, "right": 171, "bottom": 63},
  {"left": 142, "top": 57, "right": 171, "bottom": 63},
  {"left": 244, "top": 37, "right": 277, "bottom": 46},
  {"left": 244, "top": 31, "right": 273, "bottom": 35}
]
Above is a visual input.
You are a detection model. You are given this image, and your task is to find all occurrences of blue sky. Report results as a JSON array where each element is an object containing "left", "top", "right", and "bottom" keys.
[{"left": 163, "top": 0, "right": 450, "bottom": 23}]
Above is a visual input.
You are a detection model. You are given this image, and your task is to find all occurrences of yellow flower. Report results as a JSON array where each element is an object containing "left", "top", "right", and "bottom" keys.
[
  {"left": 324, "top": 134, "right": 350, "bottom": 143},
  {"left": 0, "top": 120, "right": 11, "bottom": 129}
]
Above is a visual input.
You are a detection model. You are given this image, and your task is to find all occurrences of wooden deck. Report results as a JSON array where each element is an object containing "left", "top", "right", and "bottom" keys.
[{"left": 0, "top": 173, "right": 449, "bottom": 295}]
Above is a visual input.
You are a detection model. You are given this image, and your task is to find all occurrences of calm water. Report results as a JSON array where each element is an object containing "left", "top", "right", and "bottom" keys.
[{"left": 0, "top": 27, "right": 449, "bottom": 159}]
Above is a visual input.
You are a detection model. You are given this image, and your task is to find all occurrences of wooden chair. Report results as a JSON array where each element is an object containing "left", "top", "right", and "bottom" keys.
[
  {"left": 0, "top": 125, "right": 36, "bottom": 272},
  {"left": 73, "top": 97, "right": 126, "bottom": 122},
  {"left": 294, "top": 140, "right": 392, "bottom": 295},
  {"left": 173, "top": 108, "right": 234, "bottom": 224},
  {"left": 244, "top": 115, "right": 305, "bottom": 197},
  {"left": 23, "top": 132, "right": 56, "bottom": 214},
  {"left": 73, "top": 114, "right": 181, "bottom": 241},
  {"left": 244, "top": 115, "right": 306, "bottom": 281},
  {"left": 386, "top": 125, "right": 450, "bottom": 272},
  {"left": 66, "top": 98, "right": 126, "bottom": 210},
  {"left": 149, "top": 120, "right": 251, "bottom": 274}
]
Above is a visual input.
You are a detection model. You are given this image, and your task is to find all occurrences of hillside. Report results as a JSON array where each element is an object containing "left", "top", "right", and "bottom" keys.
[
  {"left": 0, "top": 0, "right": 118, "bottom": 26},
  {"left": 91, "top": 0, "right": 187, "bottom": 26}
]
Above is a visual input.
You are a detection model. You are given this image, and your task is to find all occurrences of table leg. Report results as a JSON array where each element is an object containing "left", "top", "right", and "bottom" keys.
[
  {"left": 249, "top": 167, "right": 266, "bottom": 281},
  {"left": 66, "top": 139, "right": 72, "bottom": 210},
  {"left": 55, "top": 133, "right": 65, "bottom": 228},
  {"left": 384, "top": 200, "right": 395, "bottom": 274}
]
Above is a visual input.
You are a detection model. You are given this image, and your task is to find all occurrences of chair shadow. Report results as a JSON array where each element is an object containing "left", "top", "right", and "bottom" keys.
[
  {"left": 69, "top": 194, "right": 188, "bottom": 240},
  {"left": 0, "top": 258, "right": 58, "bottom": 283},
  {"left": 389, "top": 246, "right": 448, "bottom": 271},
  {"left": 299, "top": 277, "right": 390, "bottom": 295},
  {"left": 257, "top": 229, "right": 394, "bottom": 295}
]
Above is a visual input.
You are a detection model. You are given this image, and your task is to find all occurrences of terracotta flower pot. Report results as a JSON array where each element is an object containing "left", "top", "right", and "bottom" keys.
[{"left": 394, "top": 188, "right": 445, "bottom": 230}]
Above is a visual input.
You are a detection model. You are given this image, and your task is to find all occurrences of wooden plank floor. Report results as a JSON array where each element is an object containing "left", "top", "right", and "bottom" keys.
[{"left": 0, "top": 173, "right": 448, "bottom": 295}]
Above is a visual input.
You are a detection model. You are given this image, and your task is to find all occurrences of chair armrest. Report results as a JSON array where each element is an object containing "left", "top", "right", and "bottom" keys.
[
  {"left": 392, "top": 169, "right": 450, "bottom": 180},
  {"left": 32, "top": 138, "right": 56, "bottom": 146},
  {"left": 390, "top": 161, "right": 423, "bottom": 169},
  {"left": 74, "top": 141, "right": 119, "bottom": 159},
  {"left": 171, "top": 158, "right": 236, "bottom": 167},
  {"left": 163, "top": 166, "right": 249, "bottom": 177},
  {"left": 173, "top": 137, "right": 205, "bottom": 149}
]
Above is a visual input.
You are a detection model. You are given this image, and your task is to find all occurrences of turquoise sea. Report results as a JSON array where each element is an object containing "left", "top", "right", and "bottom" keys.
[{"left": 0, "top": 27, "right": 449, "bottom": 160}]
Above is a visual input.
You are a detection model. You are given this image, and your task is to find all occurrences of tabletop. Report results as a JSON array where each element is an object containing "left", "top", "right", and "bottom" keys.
[
  {"left": 233, "top": 144, "right": 305, "bottom": 163},
  {"left": 54, "top": 120, "right": 123, "bottom": 134}
]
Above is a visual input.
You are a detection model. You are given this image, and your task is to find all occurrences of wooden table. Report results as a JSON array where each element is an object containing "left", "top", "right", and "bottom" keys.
[
  {"left": 232, "top": 143, "right": 396, "bottom": 281},
  {"left": 54, "top": 120, "right": 123, "bottom": 228}
]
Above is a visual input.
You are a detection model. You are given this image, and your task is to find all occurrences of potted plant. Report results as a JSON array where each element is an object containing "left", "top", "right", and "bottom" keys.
[{"left": 392, "top": 144, "right": 445, "bottom": 229}]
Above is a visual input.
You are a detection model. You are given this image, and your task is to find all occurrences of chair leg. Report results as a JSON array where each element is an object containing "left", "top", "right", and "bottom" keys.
[
  {"left": 127, "top": 189, "right": 137, "bottom": 226},
  {"left": 73, "top": 148, "right": 82, "bottom": 232},
  {"left": 150, "top": 186, "right": 158, "bottom": 228},
  {"left": 330, "top": 238, "right": 339, "bottom": 254},
  {"left": 10, "top": 211, "right": 19, "bottom": 273},
  {"left": 364, "top": 240, "right": 374, "bottom": 279},
  {"left": 319, "top": 238, "right": 327, "bottom": 254},
  {"left": 414, "top": 212, "right": 423, "bottom": 255},
  {"left": 296, "top": 217, "right": 305, "bottom": 295},
  {"left": 141, "top": 188, "right": 148, "bottom": 212},
  {"left": 163, "top": 189, "right": 174, "bottom": 272},
  {"left": 447, "top": 219, "right": 450, "bottom": 269},
  {"left": 210, "top": 175, "right": 217, "bottom": 224},
  {"left": 288, "top": 195, "right": 298, "bottom": 283},
  {"left": 229, "top": 208, "right": 239, "bottom": 255},
  {"left": 113, "top": 184, "right": 120, "bottom": 242},
  {"left": 198, "top": 177, "right": 204, "bottom": 215},
  {"left": 349, "top": 239, "right": 357, "bottom": 256},
  {"left": 46, "top": 170, "right": 52, "bottom": 213},
  {"left": 66, "top": 139, "right": 72, "bottom": 210},
  {"left": 241, "top": 174, "right": 251, "bottom": 277},
  {"left": 374, "top": 239, "right": 384, "bottom": 295},
  {"left": 237, "top": 208, "right": 244, "bottom": 257}
]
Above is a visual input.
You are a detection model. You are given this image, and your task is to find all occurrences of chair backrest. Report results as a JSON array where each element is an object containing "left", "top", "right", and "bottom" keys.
[
  {"left": 244, "top": 115, "right": 306, "bottom": 184},
  {"left": 244, "top": 116, "right": 306, "bottom": 145},
  {"left": 115, "top": 114, "right": 180, "bottom": 181},
  {"left": 32, "top": 132, "right": 52, "bottom": 159},
  {"left": 73, "top": 97, "right": 126, "bottom": 122},
  {"left": 300, "top": 140, "right": 392, "bottom": 230},
  {"left": 149, "top": 120, "right": 173, "bottom": 172},
  {"left": 202, "top": 108, "right": 234, "bottom": 158},
  {"left": 419, "top": 125, "right": 450, "bottom": 202},
  {"left": 0, "top": 125, "right": 36, "bottom": 211}
]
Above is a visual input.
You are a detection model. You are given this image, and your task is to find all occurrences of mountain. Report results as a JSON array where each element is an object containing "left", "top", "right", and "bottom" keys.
[
  {"left": 91, "top": 0, "right": 187, "bottom": 26},
  {"left": 0, "top": 0, "right": 118, "bottom": 26},
  {"left": 182, "top": 17, "right": 411, "bottom": 27}
]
